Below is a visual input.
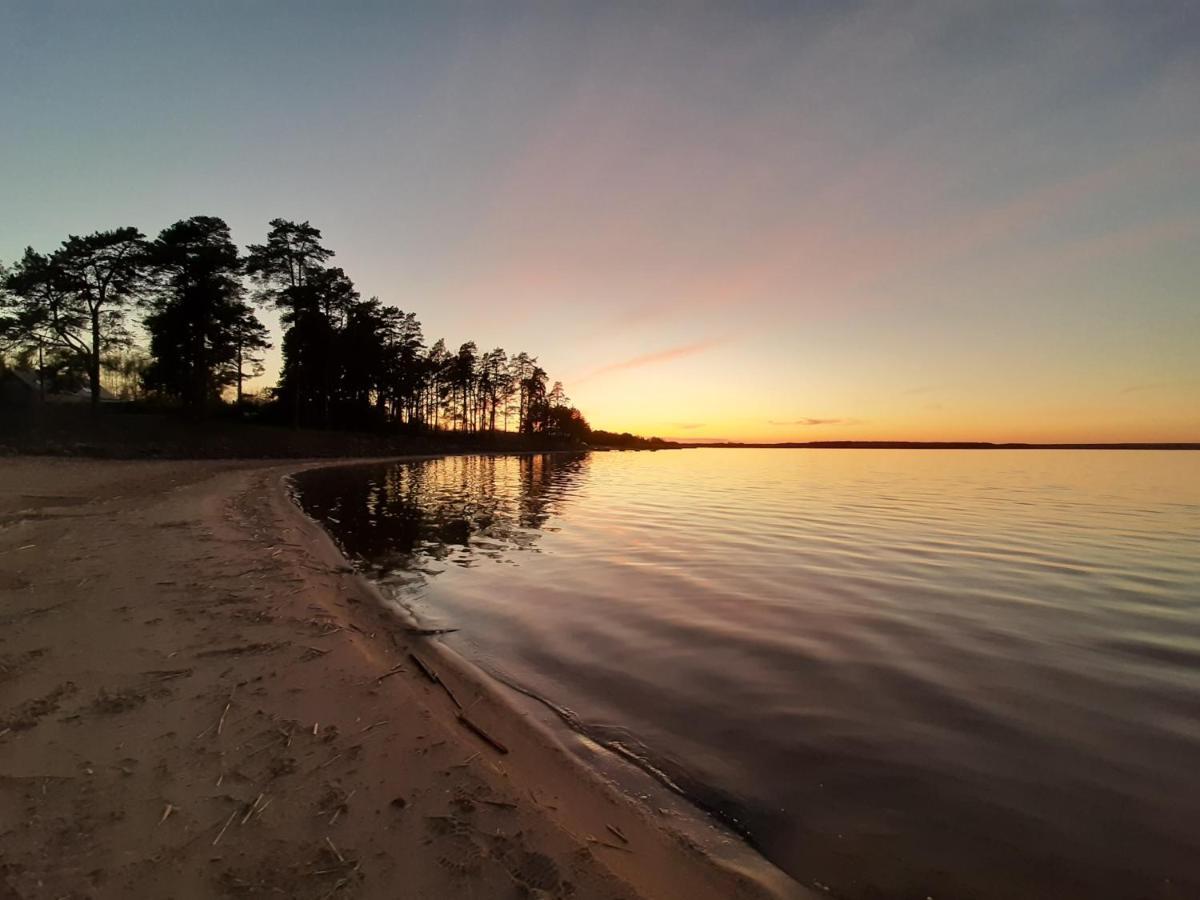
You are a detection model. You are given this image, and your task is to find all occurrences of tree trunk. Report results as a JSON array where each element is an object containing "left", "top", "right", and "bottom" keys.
[
  {"left": 236, "top": 341, "right": 244, "bottom": 406},
  {"left": 90, "top": 309, "right": 102, "bottom": 411}
]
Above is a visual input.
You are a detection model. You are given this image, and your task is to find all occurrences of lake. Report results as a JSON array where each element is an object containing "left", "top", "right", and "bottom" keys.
[{"left": 292, "top": 449, "right": 1200, "bottom": 899}]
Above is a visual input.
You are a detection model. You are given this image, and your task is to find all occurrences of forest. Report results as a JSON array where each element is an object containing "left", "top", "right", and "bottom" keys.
[{"left": 0, "top": 217, "right": 661, "bottom": 448}]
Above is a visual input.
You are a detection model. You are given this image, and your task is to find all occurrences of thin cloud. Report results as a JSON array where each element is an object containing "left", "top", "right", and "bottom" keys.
[
  {"left": 671, "top": 422, "right": 706, "bottom": 430},
  {"left": 576, "top": 339, "right": 722, "bottom": 383},
  {"left": 769, "top": 417, "right": 856, "bottom": 426},
  {"left": 1121, "top": 379, "right": 1199, "bottom": 394},
  {"left": 1121, "top": 383, "right": 1167, "bottom": 394}
]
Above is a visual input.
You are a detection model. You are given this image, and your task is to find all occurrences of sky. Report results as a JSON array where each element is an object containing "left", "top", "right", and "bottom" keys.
[{"left": 2, "top": 1, "right": 1198, "bottom": 443}]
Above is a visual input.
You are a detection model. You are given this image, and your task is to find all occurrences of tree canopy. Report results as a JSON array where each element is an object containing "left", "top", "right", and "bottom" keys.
[
  {"left": 142, "top": 216, "right": 255, "bottom": 410},
  {"left": 4, "top": 229, "right": 147, "bottom": 405},
  {"left": 2, "top": 215, "right": 620, "bottom": 445}
]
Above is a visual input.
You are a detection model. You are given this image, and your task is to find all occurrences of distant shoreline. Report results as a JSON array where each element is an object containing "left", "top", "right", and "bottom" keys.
[{"left": 676, "top": 441, "right": 1200, "bottom": 450}]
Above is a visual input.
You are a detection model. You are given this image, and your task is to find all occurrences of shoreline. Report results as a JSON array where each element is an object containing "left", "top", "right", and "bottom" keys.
[{"left": 0, "top": 456, "right": 810, "bottom": 899}]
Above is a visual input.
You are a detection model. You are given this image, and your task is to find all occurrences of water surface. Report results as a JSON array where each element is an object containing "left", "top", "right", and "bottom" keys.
[{"left": 293, "top": 449, "right": 1200, "bottom": 899}]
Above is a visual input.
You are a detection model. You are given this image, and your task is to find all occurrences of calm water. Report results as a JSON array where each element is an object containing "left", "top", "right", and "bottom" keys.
[{"left": 293, "top": 450, "right": 1200, "bottom": 899}]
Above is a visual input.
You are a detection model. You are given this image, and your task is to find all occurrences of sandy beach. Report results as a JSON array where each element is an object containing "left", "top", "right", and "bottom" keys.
[{"left": 0, "top": 456, "right": 807, "bottom": 900}]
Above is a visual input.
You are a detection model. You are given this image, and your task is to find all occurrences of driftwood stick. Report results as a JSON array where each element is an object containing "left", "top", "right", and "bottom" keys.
[
  {"left": 451, "top": 751, "right": 481, "bottom": 769},
  {"left": 458, "top": 714, "right": 509, "bottom": 755},
  {"left": 376, "top": 663, "right": 405, "bottom": 683},
  {"left": 325, "top": 836, "right": 345, "bottom": 864},
  {"left": 409, "top": 653, "right": 439, "bottom": 684},
  {"left": 606, "top": 823, "right": 630, "bottom": 844},
  {"left": 438, "top": 679, "right": 463, "bottom": 710},
  {"left": 241, "top": 793, "right": 265, "bottom": 825},
  {"left": 212, "top": 810, "right": 237, "bottom": 846},
  {"left": 588, "top": 837, "right": 633, "bottom": 853}
]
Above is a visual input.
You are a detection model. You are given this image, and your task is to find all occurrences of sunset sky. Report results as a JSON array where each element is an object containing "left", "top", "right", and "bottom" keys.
[{"left": 2, "top": 2, "right": 1198, "bottom": 442}]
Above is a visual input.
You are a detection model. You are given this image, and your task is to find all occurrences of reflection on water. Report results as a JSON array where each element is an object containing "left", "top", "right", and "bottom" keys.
[
  {"left": 294, "top": 453, "right": 589, "bottom": 612},
  {"left": 293, "top": 450, "right": 1200, "bottom": 900}
]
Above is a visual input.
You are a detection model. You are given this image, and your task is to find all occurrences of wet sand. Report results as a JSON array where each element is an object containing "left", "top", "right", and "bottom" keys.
[{"left": 0, "top": 457, "right": 807, "bottom": 900}]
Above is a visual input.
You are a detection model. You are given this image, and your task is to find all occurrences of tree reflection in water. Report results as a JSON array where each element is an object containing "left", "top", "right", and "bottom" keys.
[{"left": 292, "top": 453, "right": 590, "bottom": 600}]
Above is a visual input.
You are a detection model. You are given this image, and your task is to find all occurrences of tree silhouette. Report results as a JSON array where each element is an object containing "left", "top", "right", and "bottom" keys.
[
  {"left": 142, "top": 216, "right": 264, "bottom": 411},
  {"left": 244, "top": 219, "right": 333, "bottom": 297},
  {"left": 4, "top": 249, "right": 87, "bottom": 375},
  {"left": 5, "top": 229, "right": 146, "bottom": 407},
  {"left": 1, "top": 213, "right": 677, "bottom": 450},
  {"left": 245, "top": 219, "right": 335, "bottom": 425}
]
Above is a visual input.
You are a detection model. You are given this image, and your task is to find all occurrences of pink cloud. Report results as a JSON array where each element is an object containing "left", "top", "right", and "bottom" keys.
[
  {"left": 575, "top": 338, "right": 722, "bottom": 383},
  {"left": 769, "top": 418, "right": 856, "bottom": 426}
]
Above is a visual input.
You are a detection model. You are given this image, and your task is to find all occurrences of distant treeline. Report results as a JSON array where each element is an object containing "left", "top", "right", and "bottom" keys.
[
  {"left": 0, "top": 217, "right": 666, "bottom": 448},
  {"left": 682, "top": 441, "right": 1199, "bottom": 450}
]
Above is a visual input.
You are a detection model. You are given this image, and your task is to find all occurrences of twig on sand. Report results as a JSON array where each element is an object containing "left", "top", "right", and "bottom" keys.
[
  {"left": 325, "top": 836, "right": 345, "bottom": 864},
  {"left": 408, "top": 652, "right": 439, "bottom": 684},
  {"left": 327, "top": 789, "right": 355, "bottom": 825},
  {"left": 357, "top": 720, "right": 388, "bottom": 735},
  {"left": 528, "top": 787, "right": 558, "bottom": 810},
  {"left": 212, "top": 810, "right": 237, "bottom": 846},
  {"left": 241, "top": 793, "right": 265, "bottom": 825},
  {"left": 458, "top": 714, "right": 509, "bottom": 755},
  {"left": 439, "top": 679, "right": 463, "bottom": 710},
  {"left": 216, "top": 700, "right": 231, "bottom": 736},
  {"left": 606, "top": 823, "right": 630, "bottom": 844},
  {"left": 158, "top": 803, "right": 176, "bottom": 824},
  {"left": 587, "top": 836, "right": 633, "bottom": 853},
  {"left": 301, "top": 645, "right": 332, "bottom": 660},
  {"left": 375, "top": 662, "right": 405, "bottom": 683},
  {"left": 408, "top": 653, "right": 464, "bottom": 709},
  {"left": 451, "top": 751, "right": 481, "bottom": 769},
  {"left": 317, "top": 752, "right": 343, "bottom": 770}
]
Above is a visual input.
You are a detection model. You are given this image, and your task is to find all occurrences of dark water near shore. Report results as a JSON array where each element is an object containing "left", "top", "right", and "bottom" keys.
[{"left": 293, "top": 449, "right": 1200, "bottom": 899}]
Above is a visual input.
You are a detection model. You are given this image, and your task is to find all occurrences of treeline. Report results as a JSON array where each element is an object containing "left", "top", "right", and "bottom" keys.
[{"left": 0, "top": 216, "right": 601, "bottom": 443}]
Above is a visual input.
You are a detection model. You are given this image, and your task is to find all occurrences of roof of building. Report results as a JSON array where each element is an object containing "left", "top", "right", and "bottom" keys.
[{"left": 3, "top": 369, "right": 119, "bottom": 401}]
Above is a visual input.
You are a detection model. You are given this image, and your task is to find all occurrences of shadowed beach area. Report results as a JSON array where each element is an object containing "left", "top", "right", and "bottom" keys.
[{"left": 0, "top": 456, "right": 806, "bottom": 900}]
